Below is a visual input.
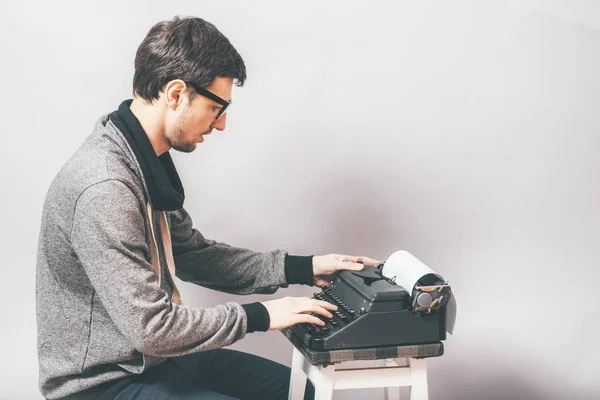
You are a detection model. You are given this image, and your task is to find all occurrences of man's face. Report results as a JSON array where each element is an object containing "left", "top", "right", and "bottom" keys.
[{"left": 165, "top": 77, "right": 233, "bottom": 153}]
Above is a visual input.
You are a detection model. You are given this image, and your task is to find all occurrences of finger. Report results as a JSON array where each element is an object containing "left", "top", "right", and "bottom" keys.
[
  {"left": 311, "top": 305, "right": 334, "bottom": 319},
  {"left": 338, "top": 254, "right": 358, "bottom": 262},
  {"left": 300, "top": 305, "right": 334, "bottom": 319},
  {"left": 314, "top": 299, "right": 338, "bottom": 311},
  {"left": 357, "top": 257, "right": 381, "bottom": 267},
  {"left": 342, "top": 255, "right": 381, "bottom": 265},
  {"left": 294, "top": 297, "right": 333, "bottom": 313},
  {"left": 296, "top": 314, "right": 326, "bottom": 326},
  {"left": 336, "top": 260, "right": 365, "bottom": 271}
]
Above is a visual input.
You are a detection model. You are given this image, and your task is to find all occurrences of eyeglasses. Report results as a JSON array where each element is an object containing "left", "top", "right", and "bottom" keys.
[{"left": 186, "top": 82, "right": 231, "bottom": 120}]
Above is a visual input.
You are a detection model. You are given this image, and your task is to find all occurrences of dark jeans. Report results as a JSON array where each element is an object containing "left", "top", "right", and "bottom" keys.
[{"left": 62, "top": 349, "right": 314, "bottom": 400}]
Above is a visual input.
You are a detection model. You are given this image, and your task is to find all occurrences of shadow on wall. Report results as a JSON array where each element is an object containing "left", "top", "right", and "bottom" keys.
[
  {"left": 298, "top": 168, "right": 469, "bottom": 263},
  {"left": 561, "top": 309, "right": 600, "bottom": 396},
  {"left": 429, "top": 11, "right": 600, "bottom": 400},
  {"left": 436, "top": 364, "right": 552, "bottom": 400},
  {"left": 431, "top": 338, "right": 599, "bottom": 400}
]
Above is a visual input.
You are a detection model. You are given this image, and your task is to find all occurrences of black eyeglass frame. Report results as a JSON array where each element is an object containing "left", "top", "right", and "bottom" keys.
[{"left": 185, "top": 82, "right": 231, "bottom": 119}]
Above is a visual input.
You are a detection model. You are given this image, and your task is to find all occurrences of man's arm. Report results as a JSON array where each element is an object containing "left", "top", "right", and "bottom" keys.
[
  {"left": 70, "top": 180, "right": 259, "bottom": 358},
  {"left": 168, "top": 208, "right": 314, "bottom": 295}
]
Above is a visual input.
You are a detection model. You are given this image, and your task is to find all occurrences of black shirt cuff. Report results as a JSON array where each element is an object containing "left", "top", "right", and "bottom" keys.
[
  {"left": 242, "top": 302, "right": 270, "bottom": 333},
  {"left": 284, "top": 255, "right": 314, "bottom": 286}
]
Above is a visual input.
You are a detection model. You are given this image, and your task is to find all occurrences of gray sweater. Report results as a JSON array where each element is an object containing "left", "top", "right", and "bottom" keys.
[{"left": 36, "top": 114, "right": 288, "bottom": 398}]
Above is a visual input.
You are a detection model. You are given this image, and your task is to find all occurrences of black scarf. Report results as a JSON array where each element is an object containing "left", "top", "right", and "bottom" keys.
[{"left": 109, "top": 100, "right": 185, "bottom": 211}]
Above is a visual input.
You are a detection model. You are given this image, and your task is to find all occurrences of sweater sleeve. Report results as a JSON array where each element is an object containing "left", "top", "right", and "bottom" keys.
[
  {"left": 70, "top": 180, "right": 249, "bottom": 357},
  {"left": 284, "top": 255, "right": 314, "bottom": 286},
  {"left": 167, "top": 207, "right": 290, "bottom": 295}
]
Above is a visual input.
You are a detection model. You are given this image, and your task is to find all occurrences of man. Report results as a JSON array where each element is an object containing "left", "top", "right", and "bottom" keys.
[{"left": 36, "top": 16, "right": 378, "bottom": 400}]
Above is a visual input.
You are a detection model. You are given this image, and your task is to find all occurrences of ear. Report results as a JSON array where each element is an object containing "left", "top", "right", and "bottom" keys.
[{"left": 163, "top": 80, "right": 189, "bottom": 110}]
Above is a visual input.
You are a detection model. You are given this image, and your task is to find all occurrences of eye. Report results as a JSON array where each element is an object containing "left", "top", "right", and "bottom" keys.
[{"left": 212, "top": 106, "right": 220, "bottom": 113}]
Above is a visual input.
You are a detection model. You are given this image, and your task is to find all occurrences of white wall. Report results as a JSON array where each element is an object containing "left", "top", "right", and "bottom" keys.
[{"left": 1, "top": 1, "right": 599, "bottom": 399}]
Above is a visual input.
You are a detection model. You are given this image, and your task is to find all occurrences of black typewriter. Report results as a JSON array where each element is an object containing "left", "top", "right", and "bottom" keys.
[{"left": 287, "top": 264, "right": 449, "bottom": 351}]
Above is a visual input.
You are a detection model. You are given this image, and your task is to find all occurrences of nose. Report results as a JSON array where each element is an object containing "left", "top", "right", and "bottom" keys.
[{"left": 211, "top": 113, "right": 227, "bottom": 131}]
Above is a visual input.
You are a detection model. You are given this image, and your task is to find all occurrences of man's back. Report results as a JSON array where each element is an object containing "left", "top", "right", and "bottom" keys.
[{"left": 36, "top": 115, "right": 165, "bottom": 398}]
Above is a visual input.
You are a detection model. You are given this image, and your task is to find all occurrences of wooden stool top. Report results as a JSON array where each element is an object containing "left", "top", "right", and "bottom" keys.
[{"left": 281, "top": 327, "right": 444, "bottom": 366}]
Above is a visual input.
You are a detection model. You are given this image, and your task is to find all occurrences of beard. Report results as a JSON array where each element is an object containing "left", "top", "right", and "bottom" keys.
[
  {"left": 167, "top": 132, "right": 196, "bottom": 153},
  {"left": 165, "top": 104, "right": 197, "bottom": 153}
]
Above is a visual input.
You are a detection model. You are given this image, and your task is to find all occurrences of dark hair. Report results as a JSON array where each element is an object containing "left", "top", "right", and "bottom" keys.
[{"left": 133, "top": 16, "right": 247, "bottom": 102}]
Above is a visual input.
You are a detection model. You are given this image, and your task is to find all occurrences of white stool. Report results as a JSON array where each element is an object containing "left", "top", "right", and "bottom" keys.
[{"left": 288, "top": 346, "right": 429, "bottom": 400}]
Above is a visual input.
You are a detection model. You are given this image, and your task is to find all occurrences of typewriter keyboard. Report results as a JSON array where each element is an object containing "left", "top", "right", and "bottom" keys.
[{"left": 299, "top": 286, "right": 357, "bottom": 336}]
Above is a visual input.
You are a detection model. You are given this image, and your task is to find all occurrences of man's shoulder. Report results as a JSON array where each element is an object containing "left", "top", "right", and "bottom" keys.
[{"left": 45, "top": 114, "right": 146, "bottom": 214}]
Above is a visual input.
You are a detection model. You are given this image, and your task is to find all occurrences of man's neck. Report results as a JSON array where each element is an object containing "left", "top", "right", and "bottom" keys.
[{"left": 129, "top": 97, "right": 171, "bottom": 156}]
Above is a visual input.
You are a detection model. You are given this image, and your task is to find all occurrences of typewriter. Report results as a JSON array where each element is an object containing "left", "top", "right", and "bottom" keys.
[{"left": 287, "top": 254, "right": 452, "bottom": 351}]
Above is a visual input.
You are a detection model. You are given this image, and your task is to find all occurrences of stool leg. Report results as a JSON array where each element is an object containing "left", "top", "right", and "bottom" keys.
[
  {"left": 288, "top": 347, "right": 307, "bottom": 400},
  {"left": 314, "top": 366, "right": 334, "bottom": 400},
  {"left": 384, "top": 387, "right": 401, "bottom": 400},
  {"left": 384, "top": 358, "right": 401, "bottom": 400},
  {"left": 408, "top": 358, "right": 428, "bottom": 400}
]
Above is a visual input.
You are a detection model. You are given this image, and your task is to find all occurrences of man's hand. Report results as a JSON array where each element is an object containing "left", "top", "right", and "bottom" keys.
[
  {"left": 261, "top": 297, "right": 338, "bottom": 330},
  {"left": 312, "top": 254, "right": 380, "bottom": 287}
]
